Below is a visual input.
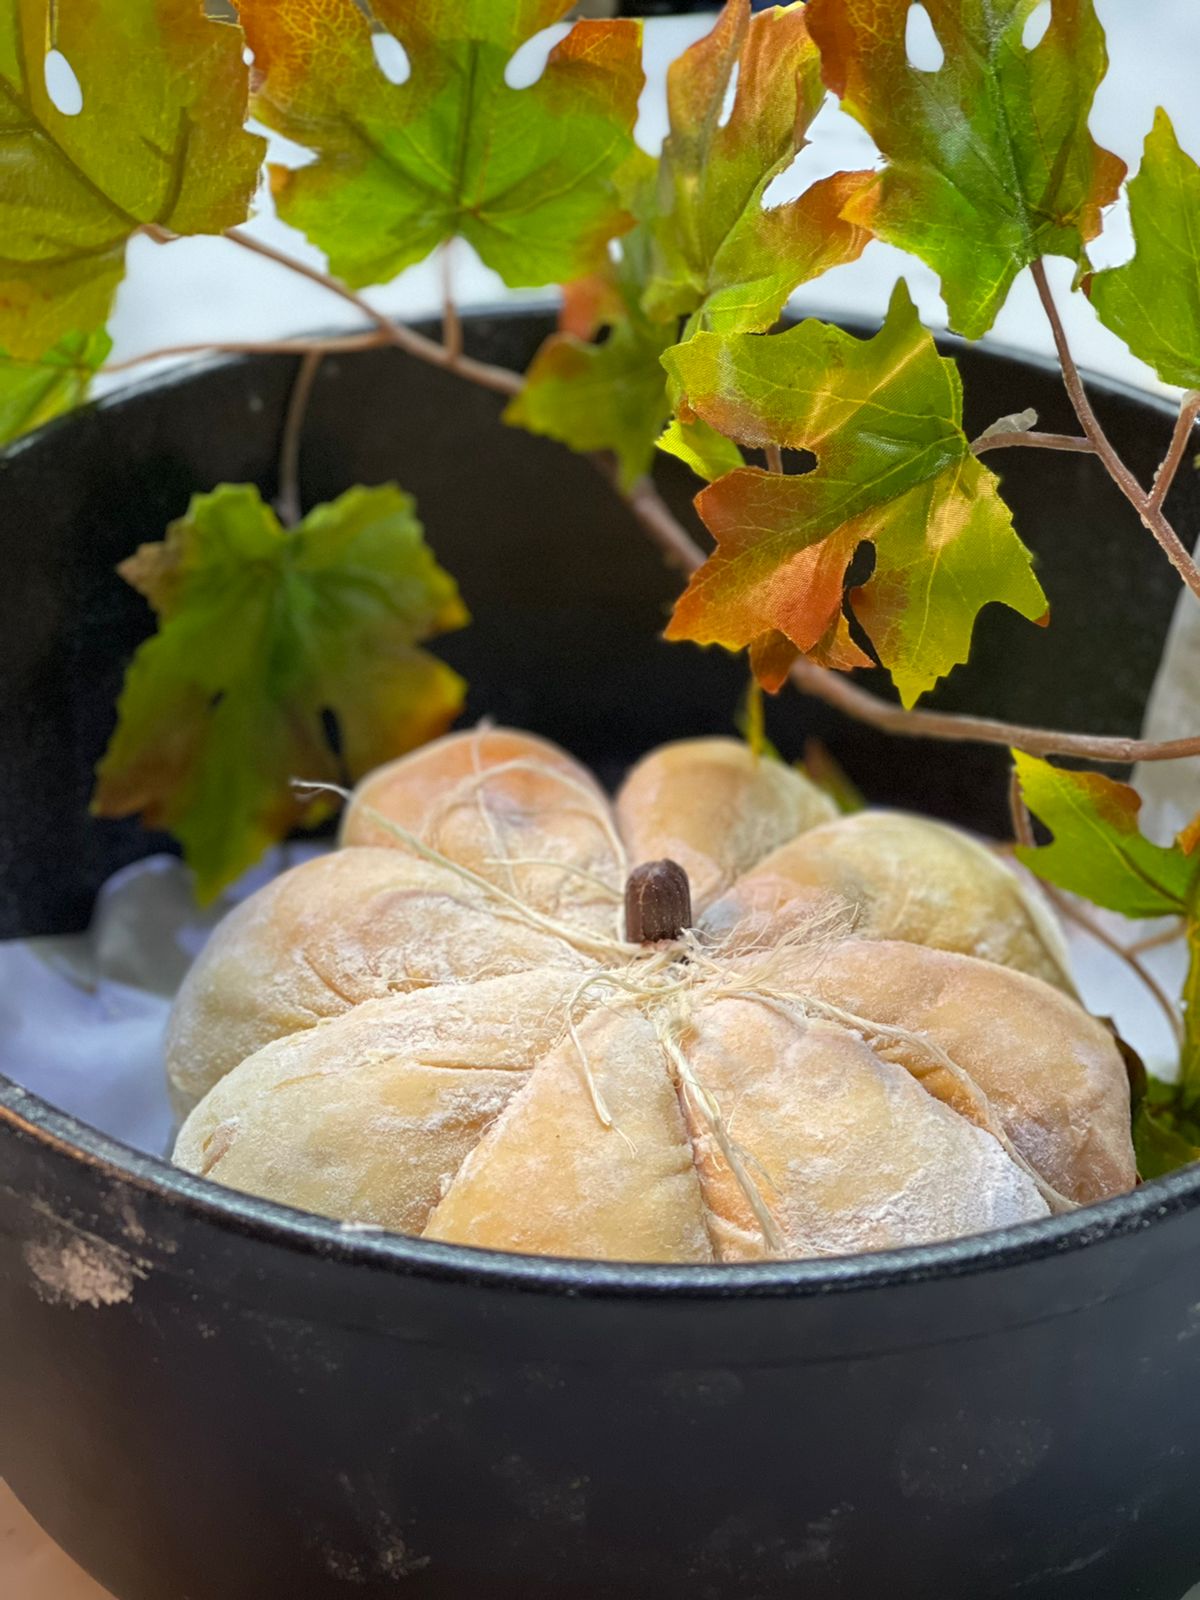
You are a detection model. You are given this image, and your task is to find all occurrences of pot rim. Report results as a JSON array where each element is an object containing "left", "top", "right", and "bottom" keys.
[{"left": 2, "top": 305, "right": 1194, "bottom": 1301}]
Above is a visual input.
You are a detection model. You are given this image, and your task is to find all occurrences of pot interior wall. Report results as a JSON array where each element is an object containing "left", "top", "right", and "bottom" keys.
[{"left": 0, "top": 309, "right": 1191, "bottom": 939}]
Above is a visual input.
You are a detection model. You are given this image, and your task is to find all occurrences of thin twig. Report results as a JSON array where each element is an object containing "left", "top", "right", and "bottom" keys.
[
  {"left": 1031, "top": 260, "right": 1200, "bottom": 601},
  {"left": 1126, "top": 922, "right": 1186, "bottom": 957},
  {"left": 622, "top": 477, "right": 1200, "bottom": 764},
  {"left": 441, "top": 243, "right": 463, "bottom": 363},
  {"left": 276, "top": 349, "right": 323, "bottom": 528},
  {"left": 1150, "top": 391, "right": 1200, "bottom": 511},
  {"left": 971, "top": 430, "right": 1095, "bottom": 456},
  {"left": 765, "top": 442, "right": 784, "bottom": 474},
  {"left": 223, "top": 227, "right": 522, "bottom": 396},
  {"left": 1042, "top": 884, "right": 1184, "bottom": 1045},
  {"left": 103, "top": 331, "right": 390, "bottom": 374},
  {"left": 1132, "top": 921, "right": 1190, "bottom": 953}
]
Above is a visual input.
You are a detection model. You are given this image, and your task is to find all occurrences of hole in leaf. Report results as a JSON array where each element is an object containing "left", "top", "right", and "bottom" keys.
[
  {"left": 371, "top": 30, "right": 410, "bottom": 85},
  {"left": 44, "top": 49, "right": 83, "bottom": 116},
  {"left": 1022, "top": 0, "right": 1052, "bottom": 50},
  {"left": 717, "top": 60, "right": 740, "bottom": 129},
  {"left": 904, "top": 4, "right": 945, "bottom": 72},
  {"left": 504, "top": 22, "right": 570, "bottom": 90},
  {"left": 243, "top": 44, "right": 255, "bottom": 67}
]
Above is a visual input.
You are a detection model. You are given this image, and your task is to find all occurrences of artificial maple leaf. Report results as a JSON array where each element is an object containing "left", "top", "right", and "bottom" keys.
[
  {"left": 1013, "top": 753, "right": 1199, "bottom": 918},
  {"left": 238, "top": 0, "right": 643, "bottom": 291},
  {"left": 505, "top": 212, "right": 677, "bottom": 490},
  {"left": 663, "top": 281, "right": 1047, "bottom": 705},
  {"left": 644, "top": 0, "right": 872, "bottom": 333},
  {"left": 657, "top": 417, "right": 745, "bottom": 484},
  {"left": 807, "top": 0, "right": 1126, "bottom": 340},
  {"left": 0, "top": 330, "right": 110, "bottom": 444},
  {"left": 0, "top": 0, "right": 264, "bottom": 357},
  {"left": 1015, "top": 753, "right": 1200, "bottom": 1164},
  {"left": 509, "top": 0, "right": 871, "bottom": 488},
  {"left": 1088, "top": 110, "right": 1200, "bottom": 391},
  {"left": 93, "top": 484, "right": 468, "bottom": 902}
]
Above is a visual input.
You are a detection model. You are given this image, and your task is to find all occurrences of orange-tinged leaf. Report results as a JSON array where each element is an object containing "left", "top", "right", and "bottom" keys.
[
  {"left": 1180, "top": 811, "right": 1200, "bottom": 858},
  {"left": 94, "top": 484, "right": 467, "bottom": 902},
  {"left": 807, "top": 0, "right": 1126, "bottom": 339},
  {"left": 239, "top": 0, "right": 643, "bottom": 290},
  {"left": 646, "top": 0, "right": 873, "bottom": 332},
  {"left": 0, "top": 0, "right": 264, "bottom": 356},
  {"left": 664, "top": 282, "right": 1047, "bottom": 704},
  {"left": 511, "top": 1, "right": 872, "bottom": 488}
]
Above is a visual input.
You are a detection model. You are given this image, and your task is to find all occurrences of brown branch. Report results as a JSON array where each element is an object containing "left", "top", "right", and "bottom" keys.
[
  {"left": 1031, "top": 260, "right": 1200, "bottom": 600},
  {"left": 1150, "top": 391, "right": 1200, "bottom": 512},
  {"left": 1008, "top": 767, "right": 1035, "bottom": 847},
  {"left": 222, "top": 227, "right": 522, "bottom": 396},
  {"left": 623, "top": 477, "right": 1200, "bottom": 765},
  {"left": 971, "top": 429, "right": 1095, "bottom": 456},
  {"left": 276, "top": 349, "right": 323, "bottom": 528},
  {"left": 103, "top": 331, "right": 390, "bottom": 374},
  {"left": 765, "top": 442, "right": 784, "bottom": 474}
]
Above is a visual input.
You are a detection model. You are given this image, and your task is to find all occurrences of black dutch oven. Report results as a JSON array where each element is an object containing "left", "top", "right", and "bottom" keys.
[{"left": 1, "top": 308, "right": 1198, "bottom": 1600}]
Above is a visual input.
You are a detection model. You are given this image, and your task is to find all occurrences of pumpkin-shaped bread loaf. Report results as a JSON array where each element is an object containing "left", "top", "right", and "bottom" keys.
[{"left": 171, "top": 726, "right": 1135, "bottom": 1261}]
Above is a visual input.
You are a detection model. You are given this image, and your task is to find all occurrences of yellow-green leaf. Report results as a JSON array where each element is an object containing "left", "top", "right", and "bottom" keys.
[
  {"left": 93, "top": 484, "right": 467, "bottom": 902},
  {"left": 657, "top": 417, "right": 745, "bottom": 484},
  {"left": 0, "top": 329, "right": 110, "bottom": 443},
  {"left": 240, "top": 0, "right": 644, "bottom": 291},
  {"left": 1089, "top": 110, "right": 1200, "bottom": 390},
  {"left": 807, "top": 0, "right": 1126, "bottom": 339},
  {"left": 1013, "top": 753, "right": 1198, "bottom": 917},
  {"left": 0, "top": 0, "right": 264, "bottom": 356},
  {"left": 663, "top": 281, "right": 1048, "bottom": 704}
]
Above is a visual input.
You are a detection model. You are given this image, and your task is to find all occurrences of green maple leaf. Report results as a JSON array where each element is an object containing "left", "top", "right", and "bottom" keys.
[
  {"left": 509, "top": 0, "right": 870, "bottom": 489},
  {"left": 643, "top": 0, "right": 872, "bottom": 334},
  {"left": 0, "top": 0, "right": 264, "bottom": 357},
  {"left": 657, "top": 417, "right": 746, "bottom": 484},
  {"left": 505, "top": 213, "right": 677, "bottom": 491},
  {"left": 239, "top": 0, "right": 644, "bottom": 291},
  {"left": 1088, "top": 110, "right": 1200, "bottom": 390},
  {"left": 0, "top": 329, "right": 110, "bottom": 444},
  {"left": 806, "top": 0, "right": 1126, "bottom": 339},
  {"left": 1013, "top": 752, "right": 1199, "bottom": 917},
  {"left": 1015, "top": 754, "right": 1200, "bottom": 1159},
  {"left": 663, "top": 281, "right": 1048, "bottom": 706},
  {"left": 93, "top": 484, "right": 468, "bottom": 902}
]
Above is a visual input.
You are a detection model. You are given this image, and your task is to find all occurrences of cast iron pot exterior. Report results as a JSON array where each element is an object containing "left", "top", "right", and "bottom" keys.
[{"left": 0, "top": 310, "right": 1198, "bottom": 1600}]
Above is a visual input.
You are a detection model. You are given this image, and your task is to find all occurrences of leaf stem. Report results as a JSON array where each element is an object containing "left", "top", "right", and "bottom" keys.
[
  {"left": 103, "top": 331, "right": 390, "bottom": 374},
  {"left": 276, "top": 349, "right": 323, "bottom": 528},
  {"left": 970, "top": 429, "right": 1095, "bottom": 455},
  {"left": 764, "top": 442, "right": 784, "bottom": 474},
  {"left": 1044, "top": 883, "right": 1185, "bottom": 1045},
  {"left": 441, "top": 242, "right": 463, "bottom": 363},
  {"left": 1031, "top": 260, "right": 1200, "bottom": 601},
  {"left": 1150, "top": 391, "right": 1200, "bottom": 512},
  {"left": 1126, "top": 922, "right": 1185, "bottom": 956}
]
